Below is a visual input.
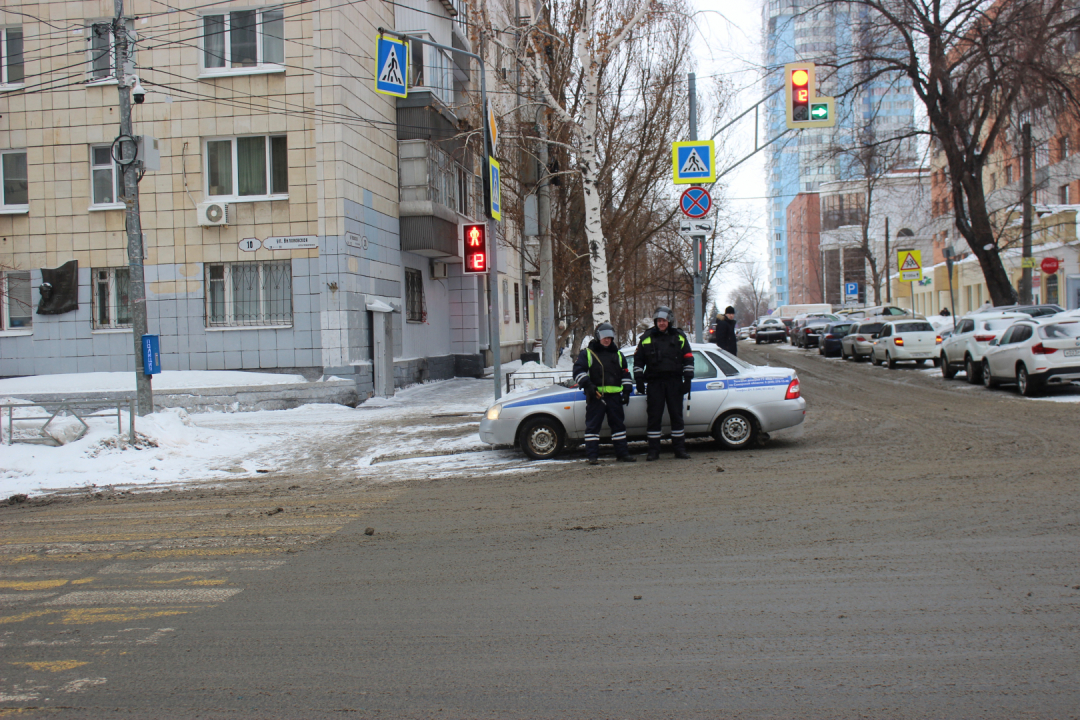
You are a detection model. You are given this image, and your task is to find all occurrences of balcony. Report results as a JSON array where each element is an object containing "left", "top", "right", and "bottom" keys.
[{"left": 399, "top": 139, "right": 483, "bottom": 258}]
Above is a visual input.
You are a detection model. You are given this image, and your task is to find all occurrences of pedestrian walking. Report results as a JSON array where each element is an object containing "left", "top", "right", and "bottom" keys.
[
  {"left": 713, "top": 305, "right": 738, "bottom": 356},
  {"left": 572, "top": 323, "right": 636, "bottom": 465},
  {"left": 633, "top": 306, "right": 695, "bottom": 461}
]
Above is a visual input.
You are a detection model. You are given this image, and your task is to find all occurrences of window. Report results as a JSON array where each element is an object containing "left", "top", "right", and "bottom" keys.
[
  {"left": 1046, "top": 273, "right": 1059, "bottom": 305},
  {"left": 87, "top": 21, "right": 118, "bottom": 81},
  {"left": 705, "top": 352, "right": 739, "bottom": 377},
  {"left": 206, "top": 261, "right": 292, "bottom": 327},
  {"left": 93, "top": 268, "right": 132, "bottom": 329},
  {"left": 1005, "top": 165, "right": 1013, "bottom": 184},
  {"left": 514, "top": 282, "right": 520, "bottom": 323},
  {"left": 1, "top": 150, "right": 27, "bottom": 209},
  {"left": 91, "top": 145, "right": 124, "bottom": 207},
  {"left": 205, "top": 135, "right": 288, "bottom": 199},
  {"left": 1060, "top": 184, "right": 1070, "bottom": 204},
  {"left": 775, "top": 246, "right": 782, "bottom": 256},
  {"left": 1, "top": 27, "right": 23, "bottom": 86},
  {"left": 1061, "top": 136, "right": 1070, "bottom": 160},
  {"left": 691, "top": 352, "right": 718, "bottom": 379},
  {"left": 502, "top": 279, "right": 510, "bottom": 324},
  {"left": 1, "top": 270, "right": 32, "bottom": 330},
  {"left": 202, "top": 7, "right": 284, "bottom": 73},
  {"left": 404, "top": 267, "right": 424, "bottom": 322}
]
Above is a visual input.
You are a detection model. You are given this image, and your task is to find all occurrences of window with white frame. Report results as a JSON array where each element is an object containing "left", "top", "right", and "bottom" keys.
[
  {"left": 1060, "top": 184, "right": 1070, "bottom": 204},
  {"left": 1, "top": 27, "right": 24, "bottom": 86},
  {"left": 202, "top": 7, "right": 284, "bottom": 73},
  {"left": 93, "top": 267, "right": 132, "bottom": 329},
  {"left": 205, "top": 261, "right": 292, "bottom": 327},
  {"left": 404, "top": 268, "right": 425, "bottom": 322},
  {"left": 1, "top": 149, "right": 27, "bottom": 209},
  {"left": 205, "top": 135, "right": 288, "bottom": 199},
  {"left": 1, "top": 270, "right": 32, "bottom": 330},
  {"left": 91, "top": 145, "right": 124, "bottom": 207},
  {"left": 87, "top": 21, "right": 117, "bottom": 81}
]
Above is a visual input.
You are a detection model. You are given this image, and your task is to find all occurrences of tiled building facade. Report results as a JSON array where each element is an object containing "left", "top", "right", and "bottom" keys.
[{"left": 0, "top": 0, "right": 525, "bottom": 390}]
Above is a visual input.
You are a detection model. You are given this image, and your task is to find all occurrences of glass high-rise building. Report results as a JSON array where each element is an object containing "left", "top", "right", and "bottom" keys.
[{"left": 762, "top": 0, "right": 916, "bottom": 306}]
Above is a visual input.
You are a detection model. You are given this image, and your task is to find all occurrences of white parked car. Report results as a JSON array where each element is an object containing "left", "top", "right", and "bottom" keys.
[
  {"left": 480, "top": 344, "right": 807, "bottom": 458},
  {"left": 939, "top": 313, "right": 1027, "bottom": 383},
  {"left": 981, "top": 318, "right": 1080, "bottom": 396},
  {"left": 869, "top": 319, "right": 942, "bottom": 369}
]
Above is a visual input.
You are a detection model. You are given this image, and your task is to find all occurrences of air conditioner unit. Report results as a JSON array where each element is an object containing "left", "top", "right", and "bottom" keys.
[
  {"left": 197, "top": 201, "right": 229, "bottom": 227},
  {"left": 431, "top": 261, "right": 448, "bottom": 279}
]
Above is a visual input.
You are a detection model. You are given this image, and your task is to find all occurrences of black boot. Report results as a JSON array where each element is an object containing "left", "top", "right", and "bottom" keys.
[
  {"left": 616, "top": 454, "right": 637, "bottom": 463},
  {"left": 673, "top": 438, "right": 690, "bottom": 459},
  {"left": 646, "top": 439, "right": 661, "bottom": 461}
]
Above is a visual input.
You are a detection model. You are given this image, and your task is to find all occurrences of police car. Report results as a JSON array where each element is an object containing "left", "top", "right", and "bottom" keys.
[{"left": 480, "top": 344, "right": 806, "bottom": 459}]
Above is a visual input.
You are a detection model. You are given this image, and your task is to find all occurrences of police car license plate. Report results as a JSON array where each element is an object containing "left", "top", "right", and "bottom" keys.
[{"left": 1065, "top": 349, "right": 1080, "bottom": 357}]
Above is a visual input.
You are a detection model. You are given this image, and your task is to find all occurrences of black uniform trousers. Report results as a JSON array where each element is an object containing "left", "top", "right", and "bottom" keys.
[
  {"left": 584, "top": 394, "right": 629, "bottom": 459},
  {"left": 645, "top": 375, "right": 685, "bottom": 445}
]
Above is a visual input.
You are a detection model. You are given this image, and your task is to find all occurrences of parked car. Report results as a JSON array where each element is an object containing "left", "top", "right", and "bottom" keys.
[
  {"left": 480, "top": 344, "right": 807, "bottom": 457},
  {"left": 818, "top": 322, "right": 853, "bottom": 357},
  {"left": 868, "top": 319, "right": 942, "bottom": 369},
  {"left": 792, "top": 318, "right": 833, "bottom": 348},
  {"left": 755, "top": 318, "right": 787, "bottom": 344},
  {"left": 840, "top": 320, "right": 885, "bottom": 361},
  {"left": 789, "top": 314, "right": 839, "bottom": 346},
  {"left": 981, "top": 318, "right": 1080, "bottom": 396},
  {"left": 938, "top": 312, "right": 1026, "bottom": 383},
  {"left": 991, "top": 303, "right": 1064, "bottom": 318},
  {"left": 737, "top": 326, "right": 751, "bottom": 340},
  {"left": 838, "top": 305, "right": 920, "bottom": 320}
]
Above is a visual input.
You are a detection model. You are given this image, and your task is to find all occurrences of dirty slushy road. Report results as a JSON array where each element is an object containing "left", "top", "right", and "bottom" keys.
[{"left": 2, "top": 343, "right": 1078, "bottom": 719}]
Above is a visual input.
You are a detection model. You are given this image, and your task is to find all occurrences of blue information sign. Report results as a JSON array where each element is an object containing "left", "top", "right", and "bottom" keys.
[
  {"left": 375, "top": 35, "right": 409, "bottom": 98},
  {"left": 845, "top": 282, "right": 858, "bottom": 298},
  {"left": 142, "top": 334, "right": 161, "bottom": 375}
]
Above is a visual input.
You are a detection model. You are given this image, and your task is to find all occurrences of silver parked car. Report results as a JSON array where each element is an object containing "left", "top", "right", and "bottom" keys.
[{"left": 480, "top": 344, "right": 807, "bottom": 459}]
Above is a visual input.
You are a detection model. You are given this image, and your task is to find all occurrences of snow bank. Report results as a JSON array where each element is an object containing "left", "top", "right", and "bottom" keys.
[{"left": 0, "top": 370, "right": 309, "bottom": 395}]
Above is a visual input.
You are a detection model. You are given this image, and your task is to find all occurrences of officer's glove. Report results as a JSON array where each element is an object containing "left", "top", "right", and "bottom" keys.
[
  {"left": 682, "top": 377, "right": 693, "bottom": 395},
  {"left": 580, "top": 380, "right": 596, "bottom": 397},
  {"left": 636, "top": 379, "right": 646, "bottom": 396},
  {"left": 622, "top": 386, "right": 632, "bottom": 405}
]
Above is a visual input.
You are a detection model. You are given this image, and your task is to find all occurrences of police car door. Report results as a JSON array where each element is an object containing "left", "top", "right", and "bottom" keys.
[
  {"left": 684, "top": 351, "right": 728, "bottom": 433},
  {"left": 621, "top": 349, "right": 649, "bottom": 435}
]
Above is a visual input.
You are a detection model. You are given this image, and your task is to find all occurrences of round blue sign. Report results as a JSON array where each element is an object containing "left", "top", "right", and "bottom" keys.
[{"left": 680, "top": 187, "right": 712, "bottom": 218}]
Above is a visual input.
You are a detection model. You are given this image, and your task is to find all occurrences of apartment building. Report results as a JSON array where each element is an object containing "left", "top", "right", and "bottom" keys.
[{"left": 0, "top": 0, "right": 526, "bottom": 392}]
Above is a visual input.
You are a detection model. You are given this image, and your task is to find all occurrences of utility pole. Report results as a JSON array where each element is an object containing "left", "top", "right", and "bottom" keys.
[
  {"left": 114, "top": 0, "right": 153, "bottom": 416},
  {"left": 537, "top": 123, "right": 555, "bottom": 367},
  {"left": 689, "top": 72, "right": 704, "bottom": 342},
  {"left": 884, "top": 216, "right": 891, "bottom": 303},
  {"left": 1020, "top": 122, "right": 1033, "bottom": 304}
]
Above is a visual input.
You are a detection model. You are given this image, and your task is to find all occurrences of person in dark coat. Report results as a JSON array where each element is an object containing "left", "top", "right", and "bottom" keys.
[
  {"left": 713, "top": 305, "right": 738, "bottom": 356},
  {"left": 572, "top": 323, "right": 635, "bottom": 465},
  {"left": 633, "top": 306, "right": 695, "bottom": 461}
]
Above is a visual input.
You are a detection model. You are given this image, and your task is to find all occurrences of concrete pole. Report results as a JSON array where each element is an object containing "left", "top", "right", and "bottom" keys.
[
  {"left": 884, "top": 216, "right": 891, "bottom": 304},
  {"left": 115, "top": 0, "right": 153, "bottom": 416},
  {"left": 1021, "top": 122, "right": 1033, "bottom": 304},
  {"left": 689, "top": 72, "right": 703, "bottom": 342},
  {"left": 537, "top": 110, "right": 555, "bottom": 366}
]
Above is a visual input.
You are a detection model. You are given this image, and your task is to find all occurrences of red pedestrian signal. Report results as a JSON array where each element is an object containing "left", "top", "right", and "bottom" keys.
[{"left": 463, "top": 223, "right": 488, "bottom": 274}]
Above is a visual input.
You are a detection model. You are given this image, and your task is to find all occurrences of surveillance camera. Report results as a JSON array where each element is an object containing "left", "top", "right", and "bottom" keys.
[{"left": 132, "top": 79, "right": 146, "bottom": 104}]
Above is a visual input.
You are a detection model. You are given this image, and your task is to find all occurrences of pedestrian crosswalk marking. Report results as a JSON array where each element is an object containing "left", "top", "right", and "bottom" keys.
[
  {"left": 680, "top": 149, "right": 708, "bottom": 175},
  {"left": 378, "top": 45, "right": 404, "bottom": 87}
]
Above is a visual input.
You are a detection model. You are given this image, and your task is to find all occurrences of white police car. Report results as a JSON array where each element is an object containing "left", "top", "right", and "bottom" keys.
[{"left": 480, "top": 344, "right": 806, "bottom": 459}]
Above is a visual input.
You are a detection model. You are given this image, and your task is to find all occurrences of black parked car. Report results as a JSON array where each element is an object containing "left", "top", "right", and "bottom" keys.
[
  {"left": 793, "top": 319, "right": 833, "bottom": 348},
  {"left": 818, "top": 322, "right": 853, "bottom": 357}
]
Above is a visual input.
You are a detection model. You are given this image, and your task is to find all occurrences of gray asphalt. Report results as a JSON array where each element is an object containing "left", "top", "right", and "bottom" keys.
[{"left": 5, "top": 343, "right": 1080, "bottom": 719}]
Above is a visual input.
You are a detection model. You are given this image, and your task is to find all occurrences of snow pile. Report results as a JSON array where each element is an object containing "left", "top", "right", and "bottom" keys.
[{"left": 0, "top": 370, "right": 309, "bottom": 396}]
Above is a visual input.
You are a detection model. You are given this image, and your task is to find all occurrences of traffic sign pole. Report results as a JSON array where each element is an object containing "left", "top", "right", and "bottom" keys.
[{"left": 688, "top": 73, "right": 702, "bottom": 342}]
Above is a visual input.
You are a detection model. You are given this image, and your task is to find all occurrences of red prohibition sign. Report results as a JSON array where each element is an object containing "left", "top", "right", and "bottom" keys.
[{"left": 680, "top": 187, "right": 712, "bottom": 218}]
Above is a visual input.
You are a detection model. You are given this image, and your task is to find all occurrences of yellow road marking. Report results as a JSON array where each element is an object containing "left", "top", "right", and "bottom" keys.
[
  {"left": 0, "top": 579, "right": 67, "bottom": 591},
  {"left": 11, "top": 660, "right": 88, "bottom": 673},
  {"left": 0, "top": 610, "right": 54, "bottom": 625},
  {"left": 60, "top": 606, "right": 199, "bottom": 625}
]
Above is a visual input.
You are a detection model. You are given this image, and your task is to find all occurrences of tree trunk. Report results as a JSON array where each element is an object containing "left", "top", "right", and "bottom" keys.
[{"left": 580, "top": 63, "right": 610, "bottom": 328}]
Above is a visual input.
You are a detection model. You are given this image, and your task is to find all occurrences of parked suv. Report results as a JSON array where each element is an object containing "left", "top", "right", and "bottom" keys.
[
  {"left": 938, "top": 312, "right": 1026, "bottom": 383},
  {"left": 869, "top": 319, "right": 942, "bottom": 369},
  {"left": 982, "top": 317, "right": 1080, "bottom": 395}
]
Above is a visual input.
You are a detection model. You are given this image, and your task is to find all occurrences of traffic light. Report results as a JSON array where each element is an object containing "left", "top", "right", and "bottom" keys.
[
  {"left": 784, "top": 62, "right": 835, "bottom": 129},
  {"left": 463, "top": 223, "right": 488, "bottom": 274}
]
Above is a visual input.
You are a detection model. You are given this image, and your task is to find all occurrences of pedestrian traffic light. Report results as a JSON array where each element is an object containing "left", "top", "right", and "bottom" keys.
[
  {"left": 784, "top": 62, "right": 835, "bottom": 129},
  {"left": 463, "top": 223, "right": 488, "bottom": 274}
]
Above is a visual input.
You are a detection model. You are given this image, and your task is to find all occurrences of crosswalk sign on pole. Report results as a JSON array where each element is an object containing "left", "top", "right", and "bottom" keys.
[
  {"left": 898, "top": 249, "right": 922, "bottom": 282},
  {"left": 489, "top": 157, "right": 501, "bottom": 221},
  {"left": 375, "top": 34, "right": 409, "bottom": 98},
  {"left": 672, "top": 141, "right": 716, "bottom": 184}
]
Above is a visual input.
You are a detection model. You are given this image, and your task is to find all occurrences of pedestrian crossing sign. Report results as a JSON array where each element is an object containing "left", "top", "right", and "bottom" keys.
[
  {"left": 375, "top": 34, "right": 409, "bottom": 98},
  {"left": 672, "top": 141, "right": 716, "bottom": 184},
  {"left": 898, "top": 249, "right": 922, "bottom": 282}
]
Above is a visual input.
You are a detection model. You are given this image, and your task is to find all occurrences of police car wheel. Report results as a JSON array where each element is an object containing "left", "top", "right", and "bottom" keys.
[
  {"left": 713, "top": 410, "right": 756, "bottom": 450},
  {"left": 518, "top": 416, "right": 565, "bottom": 460}
]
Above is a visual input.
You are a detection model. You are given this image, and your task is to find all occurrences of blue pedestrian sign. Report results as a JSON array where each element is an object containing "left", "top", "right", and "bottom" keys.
[
  {"left": 672, "top": 140, "right": 716, "bottom": 184},
  {"left": 489, "top": 156, "right": 501, "bottom": 221},
  {"left": 845, "top": 282, "right": 858, "bottom": 298},
  {"left": 375, "top": 34, "right": 409, "bottom": 98},
  {"left": 680, "top": 187, "right": 712, "bottom": 219}
]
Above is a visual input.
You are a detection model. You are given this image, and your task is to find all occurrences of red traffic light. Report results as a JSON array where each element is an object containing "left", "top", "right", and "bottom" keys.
[{"left": 463, "top": 224, "right": 488, "bottom": 274}]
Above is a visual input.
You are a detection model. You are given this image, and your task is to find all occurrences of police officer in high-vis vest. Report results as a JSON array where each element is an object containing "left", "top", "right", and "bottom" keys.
[
  {"left": 572, "top": 323, "right": 636, "bottom": 465},
  {"left": 634, "top": 306, "right": 695, "bottom": 461}
]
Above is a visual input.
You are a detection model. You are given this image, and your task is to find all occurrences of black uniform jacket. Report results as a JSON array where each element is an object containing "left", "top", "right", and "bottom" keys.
[
  {"left": 633, "top": 326, "right": 695, "bottom": 381},
  {"left": 572, "top": 339, "right": 632, "bottom": 395}
]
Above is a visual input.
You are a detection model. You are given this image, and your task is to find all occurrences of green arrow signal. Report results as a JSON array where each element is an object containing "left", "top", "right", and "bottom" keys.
[{"left": 810, "top": 104, "right": 828, "bottom": 119}]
